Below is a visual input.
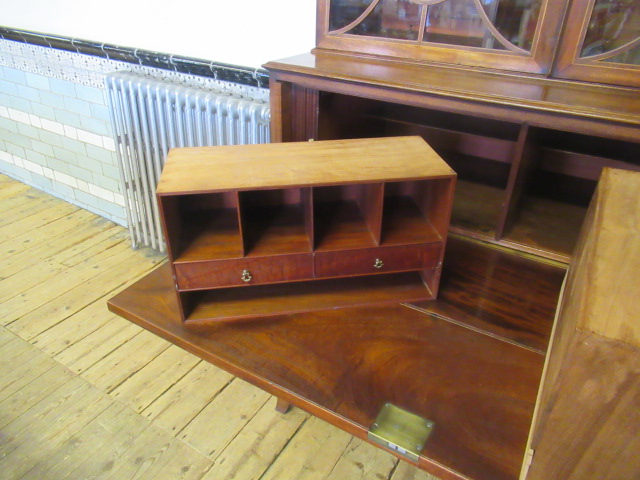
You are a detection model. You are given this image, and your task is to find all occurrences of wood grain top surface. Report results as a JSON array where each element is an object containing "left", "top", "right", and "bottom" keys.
[
  {"left": 108, "top": 262, "right": 543, "bottom": 480},
  {"left": 108, "top": 237, "right": 565, "bottom": 480},
  {"left": 156, "top": 136, "right": 454, "bottom": 195},
  {"left": 265, "top": 52, "right": 640, "bottom": 126}
]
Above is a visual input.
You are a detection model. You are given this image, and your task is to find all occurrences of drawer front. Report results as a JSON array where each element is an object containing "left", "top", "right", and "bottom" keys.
[
  {"left": 175, "top": 254, "right": 314, "bottom": 290},
  {"left": 314, "top": 244, "right": 441, "bottom": 279}
]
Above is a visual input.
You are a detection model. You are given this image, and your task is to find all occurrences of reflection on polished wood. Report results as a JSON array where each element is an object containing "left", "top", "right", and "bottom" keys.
[
  {"left": 108, "top": 236, "right": 566, "bottom": 480},
  {"left": 412, "top": 237, "right": 565, "bottom": 353}
]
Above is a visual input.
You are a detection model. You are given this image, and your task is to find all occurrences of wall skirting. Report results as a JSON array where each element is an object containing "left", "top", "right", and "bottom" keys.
[{"left": 0, "top": 26, "right": 270, "bottom": 89}]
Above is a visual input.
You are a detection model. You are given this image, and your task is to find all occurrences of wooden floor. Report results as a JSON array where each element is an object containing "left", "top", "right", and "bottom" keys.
[{"left": 0, "top": 174, "right": 438, "bottom": 480}]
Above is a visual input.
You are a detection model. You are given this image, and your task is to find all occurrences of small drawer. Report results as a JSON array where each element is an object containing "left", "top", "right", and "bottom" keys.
[
  {"left": 175, "top": 253, "right": 314, "bottom": 290},
  {"left": 314, "top": 244, "right": 441, "bottom": 279}
]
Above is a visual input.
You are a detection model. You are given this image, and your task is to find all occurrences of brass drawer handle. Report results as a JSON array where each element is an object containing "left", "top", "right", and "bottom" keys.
[
  {"left": 241, "top": 269, "right": 253, "bottom": 283},
  {"left": 373, "top": 258, "right": 384, "bottom": 269}
]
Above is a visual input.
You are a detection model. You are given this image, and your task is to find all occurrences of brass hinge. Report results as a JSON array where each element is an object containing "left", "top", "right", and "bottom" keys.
[{"left": 368, "top": 403, "right": 434, "bottom": 463}]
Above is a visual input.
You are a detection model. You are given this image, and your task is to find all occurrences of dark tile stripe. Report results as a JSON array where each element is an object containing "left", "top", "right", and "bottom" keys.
[{"left": 0, "top": 26, "right": 269, "bottom": 88}]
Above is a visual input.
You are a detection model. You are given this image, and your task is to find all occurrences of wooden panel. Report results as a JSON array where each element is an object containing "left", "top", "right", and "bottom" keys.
[
  {"left": 175, "top": 254, "right": 314, "bottom": 290},
  {"left": 539, "top": 147, "right": 640, "bottom": 180},
  {"left": 357, "top": 183, "right": 384, "bottom": 245},
  {"left": 302, "top": 187, "right": 315, "bottom": 250},
  {"left": 421, "top": 178, "right": 457, "bottom": 243},
  {"left": 502, "top": 196, "right": 588, "bottom": 262},
  {"left": 156, "top": 137, "right": 455, "bottom": 195},
  {"left": 138, "top": 264, "right": 433, "bottom": 324},
  {"left": 497, "top": 124, "right": 539, "bottom": 239},
  {"left": 269, "top": 80, "right": 319, "bottom": 143},
  {"left": 524, "top": 168, "right": 640, "bottom": 480},
  {"left": 267, "top": 78, "right": 288, "bottom": 143},
  {"left": 375, "top": 116, "right": 517, "bottom": 164},
  {"left": 450, "top": 180, "right": 505, "bottom": 238},
  {"left": 525, "top": 167, "right": 627, "bottom": 446},
  {"left": 526, "top": 331, "right": 640, "bottom": 480},
  {"left": 108, "top": 261, "right": 545, "bottom": 480},
  {"left": 572, "top": 168, "right": 640, "bottom": 345},
  {"left": 314, "top": 244, "right": 441, "bottom": 279},
  {"left": 265, "top": 53, "right": 640, "bottom": 131}
]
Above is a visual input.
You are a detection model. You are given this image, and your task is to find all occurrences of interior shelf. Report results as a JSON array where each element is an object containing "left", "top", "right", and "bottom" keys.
[
  {"left": 310, "top": 85, "right": 640, "bottom": 262},
  {"left": 172, "top": 215, "right": 244, "bottom": 264},
  {"left": 241, "top": 204, "right": 312, "bottom": 256},
  {"left": 176, "top": 212, "right": 244, "bottom": 262},
  {"left": 502, "top": 196, "right": 588, "bottom": 260},
  {"left": 159, "top": 192, "right": 243, "bottom": 263},
  {"left": 313, "top": 184, "right": 381, "bottom": 251},
  {"left": 314, "top": 200, "right": 378, "bottom": 251},
  {"left": 240, "top": 188, "right": 312, "bottom": 257},
  {"left": 450, "top": 180, "right": 504, "bottom": 238},
  {"left": 182, "top": 270, "right": 433, "bottom": 323},
  {"left": 381, "top": 196, "right": 440, "bottom": 245}
]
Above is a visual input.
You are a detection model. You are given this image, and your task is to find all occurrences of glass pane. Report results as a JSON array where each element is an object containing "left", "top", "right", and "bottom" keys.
[
  {"left": 329, "top": 0, "right": 375, "bottom": 31},
  {"left": 424, "top": 0, "right": 503, "bottom": 49},
  {"left": 340, "top": 0, "right": 422, "bottom": 40},
  {"left": 482, "top": 0, "right": 542, "bottom": 51},
  {"left": 424, "top": 0, "right": 541, "bottom": 51},
  {"left": 379, "top": 0, "right": 422, "bottom": 40},
  {"left": 603, "top": 43, "right": 640, "bottom": 65},
  {"left": 581, "top": 0, "right": 640, "bottom": 63}
]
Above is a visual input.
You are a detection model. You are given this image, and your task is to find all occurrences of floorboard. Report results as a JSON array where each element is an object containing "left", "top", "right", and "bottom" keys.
[{"left": 0, "top": 174, "right": 433, "bottom": 480}]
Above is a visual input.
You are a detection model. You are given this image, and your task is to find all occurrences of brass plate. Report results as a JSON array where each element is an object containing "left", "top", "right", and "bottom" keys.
[{"left": 368, "top": 403, "right": 434, "bottom": 462}]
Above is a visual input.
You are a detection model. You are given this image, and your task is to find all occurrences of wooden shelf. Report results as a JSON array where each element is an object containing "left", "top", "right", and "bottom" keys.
[
  {"left": 157, "top": 137, "right": 456, "bottom": 323},
  {"left": 368, "top": 112, "right": 519, "bottom": 164},
  {"left": 381, "top": 196, "right": 441, "bottom": 246},
  {"left": 450, "top": 180, "right": 504, "bottom": 238},
  {"left": 183, "top": 269, "right": 433, "bottom": 323},
  {"left": 313, "top": 200, "right": 378, "bottom": 251},
  {"left": 242, "top": 204, "right": 312, "bottom": 257},
  {"left": 502, "top": 196, "right": 588, "bottom": 261},
  {"left": 174, "top": 208, "right": 243, "bottom": 262}
]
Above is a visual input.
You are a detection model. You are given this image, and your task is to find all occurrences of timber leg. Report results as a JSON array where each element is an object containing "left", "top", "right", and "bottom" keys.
[{"left": 275, "top": 397, "right": 291, "bottom": 414}]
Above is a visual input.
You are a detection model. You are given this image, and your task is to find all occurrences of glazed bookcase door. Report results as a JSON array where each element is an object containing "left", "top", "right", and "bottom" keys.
[
  {"left": 316, "top": 0, "right": 568, "bottom": 74},
  {"left": 553, "top": 0, "right": 640, "bottom": 87}
]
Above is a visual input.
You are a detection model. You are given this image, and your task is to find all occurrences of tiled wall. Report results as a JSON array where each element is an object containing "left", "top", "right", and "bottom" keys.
[
  {"left": 0, "top": 62, "right": 124, "bottom": 222},
  {"left": 0, "top": 31, "right": 269, "bottom": 226}
]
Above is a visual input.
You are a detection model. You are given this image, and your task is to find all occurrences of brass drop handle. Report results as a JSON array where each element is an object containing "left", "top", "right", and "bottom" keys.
[
  {"left": 241, "top": 269, "right": 253, "bottom": 283},
  {"left": 373, "top": 258, "right": 384, "bottom": 269}
]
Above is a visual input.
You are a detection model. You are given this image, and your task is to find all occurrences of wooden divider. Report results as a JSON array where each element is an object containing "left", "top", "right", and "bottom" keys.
[{"left": 523, "top": 168, "right": 640, "bottom": 480}]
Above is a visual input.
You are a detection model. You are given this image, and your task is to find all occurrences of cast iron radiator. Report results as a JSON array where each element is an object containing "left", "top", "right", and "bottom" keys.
[{"left": 105, "top": 72, "right": 271, "bottom": 252}]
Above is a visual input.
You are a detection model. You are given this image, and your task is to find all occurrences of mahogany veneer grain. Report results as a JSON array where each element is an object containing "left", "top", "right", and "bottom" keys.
[
  {"left": 108, "top": 237, "right": 565, "bottom": 480},
  {"left": 413, "top": 237, "right": 566, "bottom": 353}
]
